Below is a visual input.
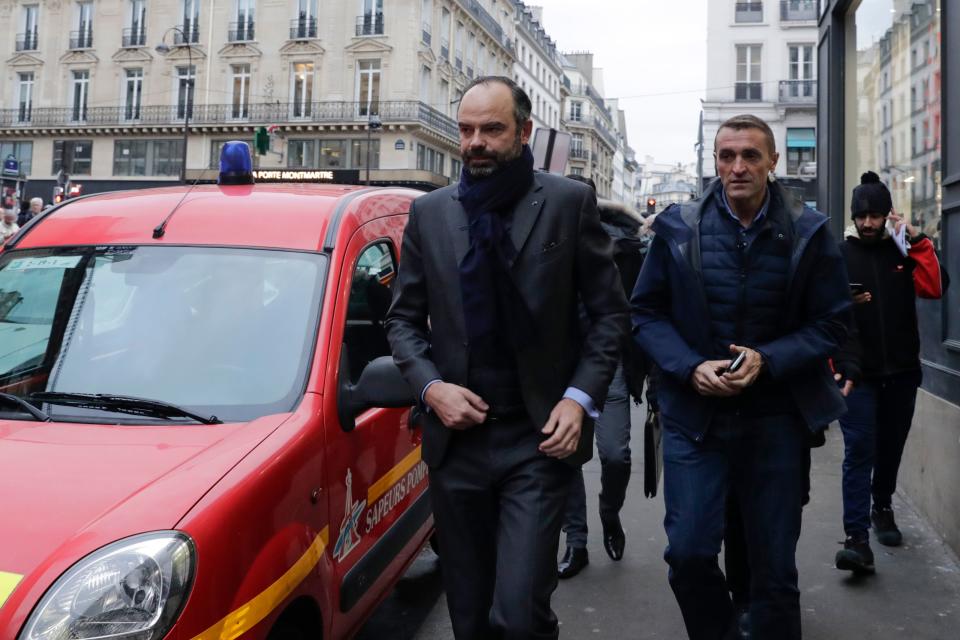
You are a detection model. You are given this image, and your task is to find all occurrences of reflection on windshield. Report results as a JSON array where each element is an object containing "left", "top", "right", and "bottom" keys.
[{"left": 0, "top": 246, "right": 326, "bottom": 422}]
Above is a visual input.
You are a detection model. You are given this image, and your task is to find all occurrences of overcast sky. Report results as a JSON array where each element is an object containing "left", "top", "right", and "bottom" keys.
[{"left": 535, "top": 0, "right": 707, "bottom": 166}]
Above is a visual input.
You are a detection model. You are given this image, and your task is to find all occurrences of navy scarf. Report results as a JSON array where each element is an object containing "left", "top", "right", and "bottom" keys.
[{"left": 457, "top": 145, "right": 536, "bottom": 351}]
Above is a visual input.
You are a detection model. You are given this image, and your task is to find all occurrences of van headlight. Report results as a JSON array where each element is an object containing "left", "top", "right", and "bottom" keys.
[{"left": 20, "top": 532, "right": 195, "bottom": 640}]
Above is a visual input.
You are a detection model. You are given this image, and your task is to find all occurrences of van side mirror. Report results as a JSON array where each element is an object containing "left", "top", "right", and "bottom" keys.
[{"left": 338, "top": 349, "right": 415, "bottom": 432}]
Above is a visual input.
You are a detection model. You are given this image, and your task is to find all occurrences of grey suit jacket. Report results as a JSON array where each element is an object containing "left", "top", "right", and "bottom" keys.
[{"left": 385, "top": 172, "right": 629, "bottom": 468}]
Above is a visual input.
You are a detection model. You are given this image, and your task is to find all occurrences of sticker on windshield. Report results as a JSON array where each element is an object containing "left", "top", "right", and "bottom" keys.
[
  {"left": 6, "top": 256, "right": 82, "bottom": 271},
  {"left": 0, "top": 571, "right": 23, "bottom": 609}
]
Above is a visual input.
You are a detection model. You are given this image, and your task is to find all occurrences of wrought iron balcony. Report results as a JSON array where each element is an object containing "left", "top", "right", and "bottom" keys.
[
  {"left": 779, "top": 79, "right": 816, "bottom": 103},
  {"left": 735, "top": 2, "right": 763, "bottom": 23},
  {"left": 781, "top": 0, "right": 817, "bottom": 22},
  {"left": 460, "top": 0, "right": 502, "bottom": 42},
  {"left": 122, "top": 26, "right": 146, "bottom": 47},
  {"left": 69, "top": 30, "right": 93, "bottom": 50},
  {"left": 569, "top": 148, "right": 588, "bottom": 159},
  {"left": 17, "top": 104, "right": 32, "bottom": 124},
  {"left": 735, "top": 82, "right": 763, "bottom": 101},
  {"left": 290, "top": 17, "right": 317, "bottom": 39},
  {"left": 173, "top": 23, "right": 200, "bottom": 44},
  {"left": 15, "top": 31, "right": 39, "bottom": 51},
  {"left": 228, "top": 21, "right": 255, "bottom": 42},
  {"left": 356, "top": 14, "right": 384, "bottom": 36},
  {"left": 0, "top": 101, "right": 460, "bottom": 141}
]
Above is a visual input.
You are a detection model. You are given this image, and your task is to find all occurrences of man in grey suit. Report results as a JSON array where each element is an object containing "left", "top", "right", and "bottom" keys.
[{"left": 386, "top": 76, "right": 628, "bottom": 639}]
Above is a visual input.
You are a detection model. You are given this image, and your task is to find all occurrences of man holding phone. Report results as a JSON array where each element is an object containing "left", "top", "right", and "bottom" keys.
[
  {"left": 632, "top": 115, "right": 851, "bottom": 640},
  {"left": 831, "top": 171, "right": 948, "bottom": 574}
]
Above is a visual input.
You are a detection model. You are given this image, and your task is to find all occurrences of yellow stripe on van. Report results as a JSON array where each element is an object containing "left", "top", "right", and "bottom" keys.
[
  {"left": 367, "top": 445, "right": 423, "bottom": 504},
  {"left": 190, "top": 527, "right": 329, "bottom": 640},
  {"left": 0, "top": 571, "right": 23, "bottom": 609}
]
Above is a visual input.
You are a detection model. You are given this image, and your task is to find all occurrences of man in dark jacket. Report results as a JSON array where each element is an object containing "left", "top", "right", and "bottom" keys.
[
  {"left": 832, "top": 171, "right": 948, "bottom": 574},
  {"left": 632, "top": 114, "right": 851, "bottom": 640}
]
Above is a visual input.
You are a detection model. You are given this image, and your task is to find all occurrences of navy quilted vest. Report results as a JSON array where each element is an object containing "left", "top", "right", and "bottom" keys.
[{"left": 700, "top": 198, "right": 794, "bottom": 414}]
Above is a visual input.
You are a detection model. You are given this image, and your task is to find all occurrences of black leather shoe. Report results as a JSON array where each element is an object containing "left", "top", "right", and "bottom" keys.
[
  {"left": 557, "top": 546, "right": 588, "bottom": 579},
  {"left": 601, "top": 516, "right": 626, "bottom": 561},
  {"left": 835, "top": 536, "right": 876, "bottom": 574}
]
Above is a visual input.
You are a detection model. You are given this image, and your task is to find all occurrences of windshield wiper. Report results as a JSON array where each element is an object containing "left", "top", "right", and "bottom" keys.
[
  {"left": 30, "top": 392, "right": 222, "bottom": 425},
  {"left": 0, "top": 391, "right": 51, "bottom": 422}
]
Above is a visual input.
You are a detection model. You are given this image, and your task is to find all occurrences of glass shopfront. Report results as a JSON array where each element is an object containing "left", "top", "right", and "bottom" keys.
[{"left": 846, "top": 0, "right": 942, "bottom": 247}]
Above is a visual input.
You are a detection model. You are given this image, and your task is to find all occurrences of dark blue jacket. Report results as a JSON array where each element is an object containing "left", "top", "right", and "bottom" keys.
[{"left": 631, "top": 179, "right": 851, "bottom": 441}]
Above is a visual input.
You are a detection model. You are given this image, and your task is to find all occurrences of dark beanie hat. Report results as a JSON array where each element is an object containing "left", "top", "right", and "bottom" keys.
[{"left": 851, "top": 171, "right": 892, "bottom": 218}]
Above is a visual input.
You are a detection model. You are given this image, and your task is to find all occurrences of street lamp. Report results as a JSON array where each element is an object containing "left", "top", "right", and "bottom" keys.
[
  {"left": 156, "top": 27, "right": 193, "bottom": 184},
  {"left": 365, "top": 114, "right": 382, "bottom": 186}
]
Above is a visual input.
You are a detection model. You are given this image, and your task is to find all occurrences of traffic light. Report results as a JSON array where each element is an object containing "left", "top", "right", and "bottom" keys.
[
  {"left": 254, "top": 126, "right": 269, "bottom": 155},
  {"left": 646, "top": 197, "right": 656, "bottom": 216}
]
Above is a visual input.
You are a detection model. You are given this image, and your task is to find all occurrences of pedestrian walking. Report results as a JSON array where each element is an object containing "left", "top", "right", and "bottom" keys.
[
  {"left": 631, "top": 114, "right": 852, "bottom": 640},
  {"left": 558, "top": 189, "right": 648, "bottom": 579},
  {"left": 1, "top": 209, "right": 19, "bottom": 242},
  {"left": 832, "top": 171, "right": 948, "bottom": 574},
  {"left": 18, "top": 197, "right": 43, "bottom": 227},
  {"left": 385, "top": 76, "right": 628, "bottom": 640}
]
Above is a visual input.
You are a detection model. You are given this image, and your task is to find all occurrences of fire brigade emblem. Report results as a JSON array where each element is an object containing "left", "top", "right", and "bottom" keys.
[{"left": 333, "top": 469, "right": 366, "bottom": 561}]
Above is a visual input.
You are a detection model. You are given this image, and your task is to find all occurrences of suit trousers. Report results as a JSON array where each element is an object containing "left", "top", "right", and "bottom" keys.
[
  {"left": 429, "top": 416, "right": 575, "bottom": 640},
  {"left": 562, "top": 364, "right": 632, "bottom": 548},
  {"left": 662, "top": 413, "right": 806, "bottom": 640}
]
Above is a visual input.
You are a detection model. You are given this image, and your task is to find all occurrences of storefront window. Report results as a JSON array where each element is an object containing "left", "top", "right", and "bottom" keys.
[{"left": 848, "top": 0, "right": 941, "bottom": 248}]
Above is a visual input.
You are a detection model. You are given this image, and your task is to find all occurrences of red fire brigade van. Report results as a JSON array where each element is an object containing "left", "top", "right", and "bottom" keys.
[{"left": 0, "top": 143, "right": 431, "bottom": 640}]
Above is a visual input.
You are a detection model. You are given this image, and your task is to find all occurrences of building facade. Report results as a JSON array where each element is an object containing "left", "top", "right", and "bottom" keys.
[
  {"left": 562, "top": 52, "right": 616, "bottom": 198},
  {"left": 607, "top": 100, "right": 638, "bottom": 208},
  {"left": 701, "top": 0, "right": 819, "bottom": 204},
  {"left": 511, "top": 1, "right": 562, "bottom": 139},
  {"left": 819, "top": 0, "right": 958, "bottom": 554},
  {"left": 1, "top": 0, "right": 516, "bottom": 198},
  {"left": 635, "top": 156, "right": 698, "bottom": 212}
]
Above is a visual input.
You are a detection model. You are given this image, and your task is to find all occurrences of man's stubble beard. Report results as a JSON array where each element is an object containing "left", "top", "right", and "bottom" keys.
[{"left": 463, "top": 131, "right": 523, "bottom": 179}]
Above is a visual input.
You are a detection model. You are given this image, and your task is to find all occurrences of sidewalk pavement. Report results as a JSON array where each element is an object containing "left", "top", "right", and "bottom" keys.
[{"left": 410, "top": 403, "right": 960, "bottom": 639}]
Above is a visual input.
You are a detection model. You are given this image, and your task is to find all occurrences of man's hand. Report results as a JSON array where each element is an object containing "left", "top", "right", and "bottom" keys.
[
  {"left": 540, "top": 398, "right": 584, "bottom": 459},
  {"left": 853, "top": 291, "right": 872, "bottom": 305},
  {"left": 721, "top": 345, "right": 765, "bottom": 389},
  {"left": 691, "top": 360, "right": 741, "bottom": 397},
  {"left": 424, "top": 382, "right": 488, "bottom": 430},
  {"left": 889, "top": 210, "right": 919, "bottom": 240},
  {"left": 834, "top": 372, "right": 855, "bottom": 397}
]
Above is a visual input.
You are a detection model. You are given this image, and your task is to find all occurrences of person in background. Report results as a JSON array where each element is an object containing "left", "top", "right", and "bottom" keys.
[
  {"left": 1, "top": 209, "right": 20, "bottom": 241},
  {"left": 832, "top": 171, "right": 948, "bottom": 574},
  {"left": 18, "top": 197, "right": 43, "bottom": 227}
]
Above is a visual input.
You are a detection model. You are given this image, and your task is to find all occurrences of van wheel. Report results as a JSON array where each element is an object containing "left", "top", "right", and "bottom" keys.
[
  {"left": 429, "top": 532, "right": 440, "bottom": 556},
  {"left": 267, "top": 624, "right": 308, "bottom": 640}
]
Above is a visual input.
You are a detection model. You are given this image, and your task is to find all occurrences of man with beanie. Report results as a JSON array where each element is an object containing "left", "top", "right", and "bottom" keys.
[
  {"left": 832, "top": 171, "right": 948, "bottom": 574},
  {"left": 386, "top": 76, "right": 628, "bottom": 639}
]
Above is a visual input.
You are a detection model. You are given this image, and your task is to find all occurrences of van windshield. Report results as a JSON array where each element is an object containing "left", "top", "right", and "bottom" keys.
[{"left": 0, "top": 246, "right": 326, "bottom": 423}]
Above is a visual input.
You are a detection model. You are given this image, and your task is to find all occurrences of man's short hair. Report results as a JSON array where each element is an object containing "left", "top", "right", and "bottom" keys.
[
  {"left": 30, "top": 197, "right": 43, "bottom": 206},
  {"left": 715, "top": 114, "right": 777, "bottom": 155},
  {"left": 460, "top": 76, "right": 532, "bottom": 130}
]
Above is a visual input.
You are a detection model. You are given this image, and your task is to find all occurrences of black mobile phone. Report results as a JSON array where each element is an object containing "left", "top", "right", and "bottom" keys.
[
  {"left": 849, "top": 282, "right": 866, "bottom": 295},
  {"left": 726, "top": 351, "right": 747, "bottom": 374}
]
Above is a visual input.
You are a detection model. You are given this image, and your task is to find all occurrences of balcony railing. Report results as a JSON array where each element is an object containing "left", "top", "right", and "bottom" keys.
[
  {"left": 356, "top": 13, "right": 384, "bottom": 36},
  {"left": 735, "top": 2, "right": 763, "bottom": 23},
  {"left": 15, "top": 31, "right": 39, "bottom": 51},
  {"left": 228, "top": 21, "right": 255, "bottom": 42},
  {"left": 173, "top": 23, "right": 200, "bottom": 44},
  {"left": 17, "top": 103, "right": 32, "bottom": 124},
  {"left": 569, "top": 148, "right": 588, "bottom": 159},
  {"left": 461, "top": 0, "right": 503, "bottom": 44},
  {"left": 779, "top": 79, "right": 816, "bottom": 103},
  {"left": 69, "top": 30, "right": 93, "bottom": 50},
  {"left": 735, "top": 81, "right": 763, "bottom": 101},
  {"left": 0, "top": 101, "right": 460, "bottom": 140},
  {"left": 122, "top": 26, "right": 146, "bottom": 47},
  {"left": 290, "top": 17, "right": 317, "bottom": 39},
  {"left": 780, "top": 0, "right": 817, "bottom": 22}
]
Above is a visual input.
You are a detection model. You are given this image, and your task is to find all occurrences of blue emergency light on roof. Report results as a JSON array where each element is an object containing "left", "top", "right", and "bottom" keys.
[{"left": 218, "top": 141, "right": 254, "bottom": 186}]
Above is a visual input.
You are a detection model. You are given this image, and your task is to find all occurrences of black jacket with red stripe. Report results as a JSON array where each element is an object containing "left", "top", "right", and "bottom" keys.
[{"left": 835, "top": 229, "right": 948, "bottom": 382}]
